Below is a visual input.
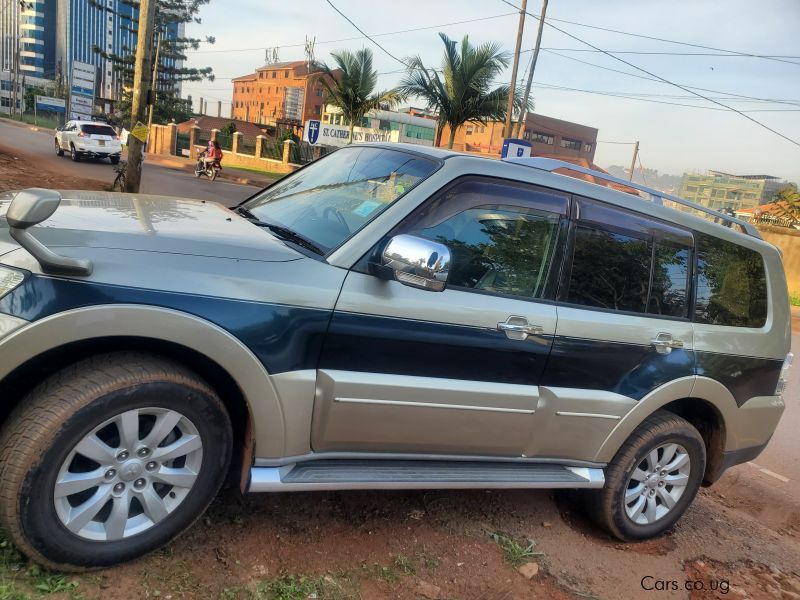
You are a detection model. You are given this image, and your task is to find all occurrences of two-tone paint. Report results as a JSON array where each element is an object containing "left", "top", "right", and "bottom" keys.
[{"left": 0, "top": 149, "right": 791, "bottom": 479}]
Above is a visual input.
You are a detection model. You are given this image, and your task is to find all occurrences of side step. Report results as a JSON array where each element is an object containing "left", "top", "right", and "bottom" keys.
[{"left": 248, "top": 460, "right": 605, "bottom": 492}]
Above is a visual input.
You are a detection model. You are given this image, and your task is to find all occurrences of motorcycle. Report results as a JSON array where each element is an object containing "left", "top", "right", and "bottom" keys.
[{"left": 195, "top": 151, "right": 221, "bottom": 181}]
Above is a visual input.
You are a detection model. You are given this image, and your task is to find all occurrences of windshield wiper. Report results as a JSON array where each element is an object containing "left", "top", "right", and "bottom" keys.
[{"left": 235, "top": 207, "right": 325, "bottom": 256}]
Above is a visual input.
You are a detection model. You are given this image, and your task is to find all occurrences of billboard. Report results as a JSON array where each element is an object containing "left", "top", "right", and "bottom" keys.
[
  {"left": 35, "top": 96, "right": 66, "bottom": 113},
  {"left": 284, "top": 86, "right": 304, "bottom": 122}
]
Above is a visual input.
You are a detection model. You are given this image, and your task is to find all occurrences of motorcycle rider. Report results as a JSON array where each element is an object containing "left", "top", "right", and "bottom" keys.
[{"left": 203, "top": 140, "right": 223, "bottom": 170}]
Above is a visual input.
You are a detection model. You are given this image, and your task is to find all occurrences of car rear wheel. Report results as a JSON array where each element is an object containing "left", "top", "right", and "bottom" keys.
[
  {"left": 55, "top": 139, "right": 64, "bottom": 156},
  {"left": 0, "top": 352, "right": 232, "bottom": 571},
  {"left": 586, "top": 411, "right": 705, "bottom": 540},
  {"left": 70, "top": 145, "right": 81, "bottom": 162}
]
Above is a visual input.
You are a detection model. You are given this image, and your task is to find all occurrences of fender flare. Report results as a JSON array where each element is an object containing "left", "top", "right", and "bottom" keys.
[
  {"left": 593, "top": 376, "right": 742, "bottom": 463},
  {"left": 0, "top": 304, "right": 286, "bottom": 457}
]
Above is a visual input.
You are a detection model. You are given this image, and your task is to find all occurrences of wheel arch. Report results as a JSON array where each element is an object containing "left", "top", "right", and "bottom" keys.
[
  {"left": 594, "top": 376, "right": 738, "bottom": 484},
  {"left": 0, "top": 305, "right": 288, "bottom": 483}
]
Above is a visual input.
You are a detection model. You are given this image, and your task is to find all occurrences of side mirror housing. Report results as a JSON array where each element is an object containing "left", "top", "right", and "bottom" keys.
[{"left": 372, "top": 234, "right": 450, "bottom": 292}]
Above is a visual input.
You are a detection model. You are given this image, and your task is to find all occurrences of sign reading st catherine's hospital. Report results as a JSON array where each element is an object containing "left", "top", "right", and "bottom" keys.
[{"left": 304, "top": 120, "right": 397, "bottom": 148}]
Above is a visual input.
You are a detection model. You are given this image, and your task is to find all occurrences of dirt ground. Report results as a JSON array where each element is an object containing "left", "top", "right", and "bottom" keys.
[
  {"left": 0, "top": 147, "right": 108, "bottom": 193},
  {"left": 1, "top": 150, "right": 799, "bottom": 600}
]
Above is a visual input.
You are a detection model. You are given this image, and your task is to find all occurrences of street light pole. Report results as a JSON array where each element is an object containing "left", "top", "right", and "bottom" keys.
[
  {"left": 514, "top": 0, "right": 548, "bottom": 138},
  {"left": 628, "top": 141, "right": 640, "bottom": 182},
  {"left": 146, "top": 31, "right": 161, "bottom": 133}
]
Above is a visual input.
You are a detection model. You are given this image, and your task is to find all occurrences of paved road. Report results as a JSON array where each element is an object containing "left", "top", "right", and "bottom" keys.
[{"left": 0, "top": 120, "right": 260, "bottom": 207}]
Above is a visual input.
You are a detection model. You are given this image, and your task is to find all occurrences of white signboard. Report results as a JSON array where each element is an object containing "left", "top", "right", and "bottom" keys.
[
  {"left": 303, "top": 120, "right": 399, "bottom": 148},
  {"left": 70, "top": 61, "right": 96, "bottom": 120},
  {"left": 35, "top": 95, "right": 66, "bottom": 113}
]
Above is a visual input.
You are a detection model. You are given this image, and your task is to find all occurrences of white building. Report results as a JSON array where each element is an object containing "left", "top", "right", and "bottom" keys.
[{"left": 321, "top": 105, "right": 436, "bottom": 146}]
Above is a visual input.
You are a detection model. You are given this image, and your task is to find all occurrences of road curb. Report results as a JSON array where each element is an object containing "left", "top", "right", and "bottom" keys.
[{"left": 144, "top": 155, "right": 275, "bottom": 187}]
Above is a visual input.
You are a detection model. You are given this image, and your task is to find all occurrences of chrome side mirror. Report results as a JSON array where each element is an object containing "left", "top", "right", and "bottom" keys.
[{"left": 378, "top": 234, "right": 450, "bottom": 292}]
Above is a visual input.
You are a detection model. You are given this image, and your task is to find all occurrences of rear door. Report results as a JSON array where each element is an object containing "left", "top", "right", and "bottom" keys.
[
  {"left": 536, "top": 197, "right": 695, "bottom": 458},
  {"left": 313, "top": 176, "right": 570, "bottom": 456}
]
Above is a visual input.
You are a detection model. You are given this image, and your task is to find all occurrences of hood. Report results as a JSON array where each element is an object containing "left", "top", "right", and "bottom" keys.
[{"left": 0, "top": 191, "right": 302, "bottom": 263}]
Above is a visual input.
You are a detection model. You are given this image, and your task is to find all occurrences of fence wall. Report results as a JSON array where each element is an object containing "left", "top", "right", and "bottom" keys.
[{"left": 757, "top": 225, "right": 800, "bottom": 295}]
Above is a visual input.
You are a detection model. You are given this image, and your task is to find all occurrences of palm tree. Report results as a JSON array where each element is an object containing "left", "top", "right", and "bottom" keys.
[
  {"left": 315, "top": 48, "right": 404, "bottom": 143},
  {"left": 400, "top": 33, "right": 523, "bottom": 149},
  {"left": 772, "top": 184, "right": 800, "bottom": 226}
]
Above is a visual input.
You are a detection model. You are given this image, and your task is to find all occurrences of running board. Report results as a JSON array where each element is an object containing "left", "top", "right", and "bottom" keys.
[{"left": 248, "top": 459, "right": 605, "bottom": 492}]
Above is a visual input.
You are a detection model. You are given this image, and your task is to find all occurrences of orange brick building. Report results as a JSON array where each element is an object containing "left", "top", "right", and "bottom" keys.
[{"left": 231, "top": 61, "right": 338, "bottom": 125}]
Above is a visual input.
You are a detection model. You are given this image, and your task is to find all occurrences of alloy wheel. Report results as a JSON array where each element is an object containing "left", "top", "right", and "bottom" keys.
[
  {"left": 53, "top": 407, "right": 203, "bottom": 541},
  {"left": 623, "top": 442, "right": 691, "bottom": 525}
]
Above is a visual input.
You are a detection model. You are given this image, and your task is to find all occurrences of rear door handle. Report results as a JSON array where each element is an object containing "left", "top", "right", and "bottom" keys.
[
  {"left": 498, "top": 316, "right": 544, "bottom": 341},
  {"left": 651, "top": 332, "right": 684, "bottom": 354}
]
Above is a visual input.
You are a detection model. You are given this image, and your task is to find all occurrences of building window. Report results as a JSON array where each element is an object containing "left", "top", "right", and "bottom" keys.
[
  {"left": 259, "top": 72, "right": 264, "bottom": 79},
  {"left": 271, "top": 72, "right": 276, "bottom": 78},
  {"left": 284, "top": 70, "right": 289, "bottom": 77},
  {"left": 529, "top": 132, "right": 554, "bottom": 145},
  {"left": 583, "top": 143, "right": 592, "bottom": 153},
  {"left": 466, "top": 125, "right": 474, "bottom": 135},
  {"left": 315, "top": 88, "right": 323, "bottom": 97},
  {"left": 560, "top": 138, "right": 581, "bottom": 150},
  {"left": 315, "top": 105, "right": 321, "bottom": 115}
]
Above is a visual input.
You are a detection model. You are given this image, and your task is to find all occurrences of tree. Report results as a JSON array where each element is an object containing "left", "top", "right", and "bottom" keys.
[
  {"left": 399, "top": 33, "right": 527, "bottom": 149},
  {"left": 90, "top": 0, "right": 215, "bottom": 125},
  {"left": 771, "top": 184, "right": 800, "bottom": 226},
  {"left": 314, "top": 48, "right": 404, "bottom": 143}
]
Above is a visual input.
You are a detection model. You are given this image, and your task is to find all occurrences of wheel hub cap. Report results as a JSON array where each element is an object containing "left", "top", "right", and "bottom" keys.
[
  {"left": 53, "top": 407, "right": 203, "bottom": 542},
  {"left": 623, "top": 442, "right": 691, "bottom": 526}
]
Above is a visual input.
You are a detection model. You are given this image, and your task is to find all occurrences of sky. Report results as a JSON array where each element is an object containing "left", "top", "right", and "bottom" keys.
[{"left": 182, "top": 0, "right": 800, "bottom": 182}]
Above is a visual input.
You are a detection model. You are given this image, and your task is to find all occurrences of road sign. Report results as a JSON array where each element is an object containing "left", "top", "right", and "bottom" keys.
[
  {"left": 501, "top": 138, "right": 532, "bottom": 159},
  {"left": 70, "top": 61, "right": 96, "bottom": 121},
  {"left": 35, "top": 96, "right": 66, "bottom": 113},
  {"left": 130, "top": 123, "right": 149, "bottom": 143}
]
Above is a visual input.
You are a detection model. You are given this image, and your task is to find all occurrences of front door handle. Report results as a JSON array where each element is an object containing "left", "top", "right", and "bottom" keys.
[
  {"left": 651, "top": 332, "right": 684, "bottom": 355},
  {"left": 498, "top": 316, "right": 544, "bottom": 341}
]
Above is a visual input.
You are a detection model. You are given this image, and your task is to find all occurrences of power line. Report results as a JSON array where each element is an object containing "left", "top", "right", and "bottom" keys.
[
  {"left": 535, "top": 48, "right": 800, "bottom": 60},
  {"left": 501, "top": 0, "right": 800, "bottom": 147},
  {"left": 540, "top": 14, "right": 800, "bottom": 67},
  {"left": 532, "top": 82, "right": 800, "bottom": 113},
  {"left": 324, "top": 0, "right": 408, "bottom": 67},
  {"left": 185, "top": 12, "right": 518, "bottom": 54},
  {"left": 542, "top": 48, "right": 800, "bottom": 107}
]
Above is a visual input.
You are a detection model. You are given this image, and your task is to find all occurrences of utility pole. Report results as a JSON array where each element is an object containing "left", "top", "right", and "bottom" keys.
[
  {"left": 146, "top": 31, "right": 162, "bottom": 132},
  {"left": 514, "top": 0, "right": 548, "bottom": 138},
  {"left": 217, "top": 100, "right": 221, "bottom": 117},
  {"left": 628, "top": 141, "right": 640, "bottom": 182},
  {"left": 12, "top": 38, "right": 19, "bottom": 118},
  {"left": 503, "top": 0, "right": 527, "bottom": 139},
  {"left": 124, "top": 0, "right": 156, "bottom": 193}
]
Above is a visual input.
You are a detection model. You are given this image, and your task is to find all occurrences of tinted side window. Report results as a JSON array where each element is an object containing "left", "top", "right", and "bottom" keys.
[
  {"left": 695, "top": 234, "right": 767, "bottom": 327},
  {"left": 416, "top": 206, "right": 560, "bottom": 298},
  {"left": 398, "top": 179, "right": 568, "bottom": 300},
  {"left": 649, "top": 240, "right": 690, "bottom": 318},
  {"left": 566, "top": 226, "right": 652, "bottom": 312}
]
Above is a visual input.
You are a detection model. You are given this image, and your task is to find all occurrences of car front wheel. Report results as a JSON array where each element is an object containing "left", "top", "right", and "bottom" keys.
[
  {"left": 55, "top": 138, "right": 64, "bottom": 156},
  {"left": 0, "top": 353, "right": 232, "bottom": 570},
  {"left": 587, "top": 411, "right": 705, "bottom": 540}
]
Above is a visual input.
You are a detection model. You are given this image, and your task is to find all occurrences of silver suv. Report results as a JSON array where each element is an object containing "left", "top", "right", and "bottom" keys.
[{"left": 0, "top": 144, "right": 792, "bottom": 570}]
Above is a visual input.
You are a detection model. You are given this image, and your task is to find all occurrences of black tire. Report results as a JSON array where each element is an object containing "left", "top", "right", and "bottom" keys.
[
  {"left": 55, "top": 139, "right": 64, "bottom": 156},
  {"left": 0, "top": 352, "right": 232, "bottom": 571},
  {"left": 210, "top": 168, "right": 218, "bottom": 182},
  {"left": 586, "top": 411, "right": 705, "bottom": 540},
  {"left": 110, "top": 156, "right": 120, "bottom": 165},
  {"left": 70, "top": 145, "right": 81, "bottom": 162}
]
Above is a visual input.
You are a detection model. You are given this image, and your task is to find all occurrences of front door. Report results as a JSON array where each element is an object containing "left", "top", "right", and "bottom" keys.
[{"left": 312, "top": 176, "right": 570, "bottom": 457}]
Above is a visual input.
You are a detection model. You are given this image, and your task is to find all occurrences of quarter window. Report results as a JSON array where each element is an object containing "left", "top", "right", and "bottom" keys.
[{"left": 695, "top": 234, "right": 767, "bottom": 327}]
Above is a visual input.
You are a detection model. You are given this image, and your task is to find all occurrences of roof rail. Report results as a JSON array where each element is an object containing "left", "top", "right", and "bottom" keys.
[{"left": 505, "top": 157, "right": 761, "bottom": 239}]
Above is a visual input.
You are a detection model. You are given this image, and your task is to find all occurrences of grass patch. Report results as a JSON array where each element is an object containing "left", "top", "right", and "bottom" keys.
[
  {"left": 0, "top": 113, "right": 61, "bottom": 131},
  {"left": 790, "top": 293, "right": 800, "bottom": 307},
  {"left": 223, "top": 165, "right": 287, "bottom": 181},
  {"left": 256, "top": 574, "right": 357, "bottom": 600},
  {"left": 489, "top": 532, "right": 545, "bottom": 567},
  {"left": 0, "top": 531, "right": 83, "bottom": 599}
]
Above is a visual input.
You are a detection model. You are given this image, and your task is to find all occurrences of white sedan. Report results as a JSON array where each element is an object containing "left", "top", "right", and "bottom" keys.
[{"left": 55, "top": 121, "right": 122, "bottom": 164}]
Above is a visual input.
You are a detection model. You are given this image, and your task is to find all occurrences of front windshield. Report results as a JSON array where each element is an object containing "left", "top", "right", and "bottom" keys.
[{"left": 244, "top": 146, "right": 439, "bottom": 252}]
